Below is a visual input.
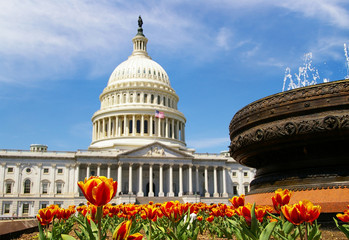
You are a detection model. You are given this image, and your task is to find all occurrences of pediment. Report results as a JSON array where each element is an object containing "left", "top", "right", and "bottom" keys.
[{"left": 120, "top": 142, "right": 192, "bottom": 158}]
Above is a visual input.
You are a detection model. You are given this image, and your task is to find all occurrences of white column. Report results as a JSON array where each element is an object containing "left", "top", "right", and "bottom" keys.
[
  {"left": 37, "top": 163, "right": 42, "bottom": 195},
  {"left": 86, "top": 164, "right": 90, "bottom": 179},
  {"left": 204, "top": 166, "right": 210, "bottom": 197},
  {"left": 178, "top": 164, "right": 183, "bottom": 197},
  {"left": 150, "top": 115, "right": 153, "bottom": 136},
  {"left": 117, "top": 163, "right": 122, "bottom": 196},
  {"left": 115, "top": 116, "right": 119, "bottom": 137},
  {"left": 108, "top": 117, "right": 111, "bottom": 137},
  {"left": 149, "top": 164, "right": 154, "bottom": 197},
  {"left": 222, "top": 167, "right": 228, "bottom": 197},
  {"left": 141, "top": 115, "right": 144, "bottom": 136},
  {"left": 97, "top": 164, "right": 101, "bottom": 176},
  {"left": 128, "top": 163, "right": 133, "bottom": 194},
  {"left": 123, "top": 115, "right": 127, "bottom": 136},
  {"left": 97, "top": 120, "right": 101, "bottom": 139},
  {"left": 159, "top": 164, "right": 164, "bottom": 197},
  {"left": 107, "top": 164, "right": 111, "bottom": 178},
  {"left": 213, "top": 167, "right": 219, "bottom": 197},
  {"left": 64, "top": 164, "right": 70, "bottom": 194},
  {"left": 51, "top": 164, "right": 56, "bottom": 195},
  {"left": 188, "top": 164, "right": 193, "bottom": 195},
  {"left": 132, "top": 115, "right": 136, "bottom": 136},
  {"left": 92, "top": 122, "right": 95, "bottom": 141},
  {"left": 0, "top": 163, "right": 5, "bottom": 195},
  {"left": 74, "top": 164, "right": 80, "bottom": 196},
  {"left": 102, "top": 118, "right": 106, "bottom": 138},
  {"left": 15, "top": 163, "right": 21, "bottom": 197},
  {"left": 137, "top": 164, "right": 144, "bottom": 197},
  {"left": 195, "top": 166, "right": 199, "bottom": 195},
  {"left": 119, "top": 117, "right": 122, "bottom": 137},
  {"left": 238, "top": 167, "right": 244, "bottom": 194},
  {"left": 168, "top": 164, "right": 174, "bottom": 197},
  {"left": 157, "top": 117, "right": 161, "bottom": 137},
  {"left": 165, "top": 118, "right": 169, "bottom": 138}
]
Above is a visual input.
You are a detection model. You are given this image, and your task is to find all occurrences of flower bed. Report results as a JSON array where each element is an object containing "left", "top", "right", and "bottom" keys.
[{"left": 33, "top": 176, "right": 349, "bottom": 240}]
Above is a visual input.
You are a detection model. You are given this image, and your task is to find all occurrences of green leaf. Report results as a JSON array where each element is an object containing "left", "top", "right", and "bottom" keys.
[
  {"left": 250, "top": 203, "right": 258, "bottom": 237},
  {"left": 282, "top": 221, "right": 294, "bottom": 235},
  {"left": 38, "top": 223, "right": 47, "bottom": 240},
  {"left": 259, "top": 221, "right": 277, "bottom": 240},
  {"left": 61, "top": 234, "right": 77, "bottom": 240},
  {"left": 334, "top": 218, "right": 349, "bottom": 239},
  {"left": 84, "top": 217, "right": 97, "bottom": 240}
]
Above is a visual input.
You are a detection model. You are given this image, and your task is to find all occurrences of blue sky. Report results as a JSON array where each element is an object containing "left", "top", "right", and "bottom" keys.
[{"left": 1, "top": 0, "right": 349, "bottom": 153}]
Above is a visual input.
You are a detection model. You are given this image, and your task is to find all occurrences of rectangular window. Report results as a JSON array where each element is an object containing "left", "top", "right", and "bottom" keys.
[
  {"left": 41, "top": 203, "right": 47, "bottom": 209},
  {"left": 43, "top": 168, "right": 49, "bottom": 174},
  {"left": 6, "top": 183, "right": 12, "bottom": 194},
  {"left": 244, "top": 186, "right": 249, "bottom": 194},
  {"left": 136, "top": 120, "right": 141, "bottom": 133},
  {"left": 232, "top": 171, "right": 237, "bottom": 177},
  {"left": 57, "top": 168, "right": 63, "bottom": 174},
  {"left": 4, "top": 203, "right": 10, "bottom": 214},
  {"left": 56, "top": 183, "right": 62, "bottom": 194},
  {"left": 233, "top": 186, "right": 238, "bottom": 195},
  {"left": 244, "top": 172, "right": 248, "bottom": 177},
  {"left": 22, "top": 203, "right": 29, "bottom": 215},
  {"left": 42, "top": 183, "right": 48, "bottom": 194},
  {"left": 7, "top": 167, "right": 13, "bottom": 173}
]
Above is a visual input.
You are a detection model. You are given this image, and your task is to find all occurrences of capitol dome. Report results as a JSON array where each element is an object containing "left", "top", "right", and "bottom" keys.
[{"left": 89, "top": 19, "right": 187, "bottom": 151}]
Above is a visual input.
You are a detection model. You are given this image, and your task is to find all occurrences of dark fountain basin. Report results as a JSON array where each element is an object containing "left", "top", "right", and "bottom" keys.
[{"left": 229, "top": 79, "right": 349, "bottom": 213}]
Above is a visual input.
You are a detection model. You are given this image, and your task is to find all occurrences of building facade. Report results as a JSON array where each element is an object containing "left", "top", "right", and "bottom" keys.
[{"left": 0, "top": 20, "right": 255, "bottom": 217}]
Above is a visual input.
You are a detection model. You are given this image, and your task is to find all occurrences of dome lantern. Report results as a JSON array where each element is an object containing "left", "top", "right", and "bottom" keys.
[{"left": 131, "top": 16, "right": 150, "bottom": 58}]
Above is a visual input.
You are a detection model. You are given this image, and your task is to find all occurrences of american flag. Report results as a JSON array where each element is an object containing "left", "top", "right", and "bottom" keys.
[{"left": 155, "top": 110, "right": 165, "bottom": 119}]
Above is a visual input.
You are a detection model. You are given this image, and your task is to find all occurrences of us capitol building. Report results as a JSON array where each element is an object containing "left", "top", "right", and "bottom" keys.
[{"left": 0, "top": 18, "right": 254, "bottom": 217}]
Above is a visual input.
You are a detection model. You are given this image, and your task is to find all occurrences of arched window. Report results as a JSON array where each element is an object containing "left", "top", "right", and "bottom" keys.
[
  {"left": 168, "top": 98, "right": 171, "bottom": 107},
  {"left": 152, "top": 120, "right": 155, "bottom": 134},
  {"left": 157, "top": 96, "right": 160, "bottom": 104},
  {"left": 144, "top": 94, "right": 148, "bottom": 103},
  {"left": 163, "top": 97, "right": 166, "bottom": 106},
  {"left": 151, "top": 95, "right": 154, "bottom": 104},
  {"left": 56, "top": 181, "right": 64, "bottom": 194},
  {"left": 130, "top": 94, "right": 133, "bottom": 103},
  {"left": 24, "top": 179, "right": 31, "bottom": 194},
  {"left": 42, "top": 181, "right": 49, "bottom": 194}
]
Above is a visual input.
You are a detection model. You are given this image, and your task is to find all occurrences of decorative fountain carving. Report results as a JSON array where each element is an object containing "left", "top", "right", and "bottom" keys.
[{"left": 229, "top": 79, "right": 349, "bottom": 212}]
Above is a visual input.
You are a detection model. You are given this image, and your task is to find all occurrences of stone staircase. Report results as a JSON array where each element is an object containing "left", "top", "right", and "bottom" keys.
[{"left": 136, "top": 197, "right": 184, "bottom": 204}]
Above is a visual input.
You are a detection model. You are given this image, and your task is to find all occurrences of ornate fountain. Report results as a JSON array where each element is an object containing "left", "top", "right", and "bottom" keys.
[{"left": 229, "top": 79, "right": 349, "bottom": 213}]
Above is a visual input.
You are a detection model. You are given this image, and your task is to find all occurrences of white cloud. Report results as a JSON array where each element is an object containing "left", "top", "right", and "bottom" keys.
[
  {"left": 276, "top": 0, "right": 349, "bottom": 29},
  {"left": 216, "top": 27, "right": 233, "bottom": 50}
]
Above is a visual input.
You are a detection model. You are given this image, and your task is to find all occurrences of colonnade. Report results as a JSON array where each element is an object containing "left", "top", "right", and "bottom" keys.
[
  {"left": 101, "top": 91, "right": 177, "bottom": 110},
  {"left": 92, "top": 115, "right": 185, "bottom": 142},
  {"left": 77, "top": 163, "right": 228, "bottom": 198}
]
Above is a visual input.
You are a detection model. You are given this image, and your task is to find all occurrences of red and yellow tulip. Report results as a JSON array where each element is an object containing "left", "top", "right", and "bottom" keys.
[
  {"left": 281, "top": 200, "right": 321, "bottom": 225},
  {"left": 229, "top": 195, "right": 245, "bottom": 209},
  {"left": 272, "top": 188, "right": 292, "bottom": 213},
  {"left": 78, "top": 176, "right": 117, "bottom": 207},
  {"left": 37, "top": 207, "right": 55, "bottom": 226}
]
